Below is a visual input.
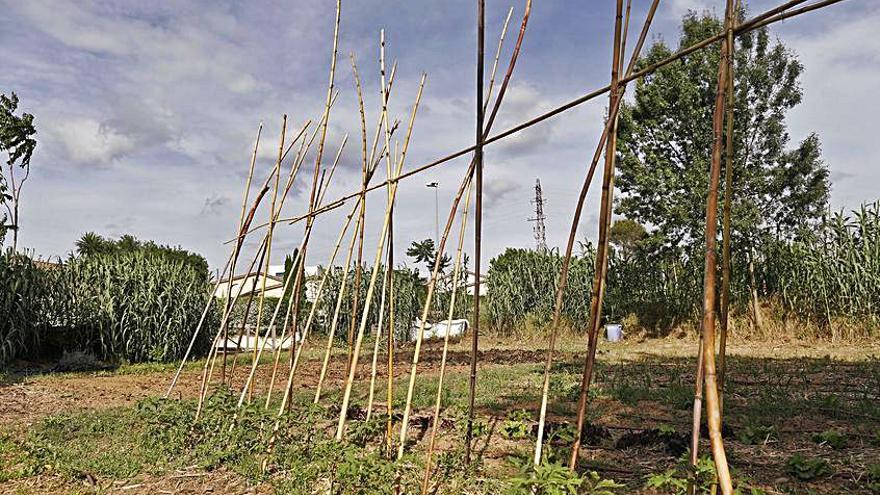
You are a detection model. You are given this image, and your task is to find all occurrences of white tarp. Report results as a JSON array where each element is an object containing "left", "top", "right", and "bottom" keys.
[
  {"left": 216, "top": 333, "right": 302, "bottom": 351},
  {"left": 410, "top": 318, "right": 469, "bottom": 341}
]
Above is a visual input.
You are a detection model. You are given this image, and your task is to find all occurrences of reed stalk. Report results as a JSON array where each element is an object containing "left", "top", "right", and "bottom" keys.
[
  {"left": 567, "top": 0, "right": 624, "bottom": 470},
  {"left": 695, "top": 1, "right": 736, "bottom": 492},
  {"left": 336, "top": 70, "right": 427, "bottom": 441}
]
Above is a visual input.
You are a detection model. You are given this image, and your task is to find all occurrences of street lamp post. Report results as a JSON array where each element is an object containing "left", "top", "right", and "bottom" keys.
[{"left": 426, "top": 182, "right": 439, "bottom": 245}]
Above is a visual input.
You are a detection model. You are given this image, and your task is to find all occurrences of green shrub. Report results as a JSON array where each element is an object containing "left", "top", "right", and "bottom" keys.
[
  {"left": 0, "top": 250, "right": 50, "bottom": 365},
  {"left": 49, "top": 250, "right": 215, "bottom": 363}
]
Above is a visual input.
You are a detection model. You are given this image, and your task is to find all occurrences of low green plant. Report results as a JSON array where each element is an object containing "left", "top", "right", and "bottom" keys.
[
  {"left": 737, "top": 425, "right": 778, "bottom": 445},
  {"left": 502, "top": 409, "right": 532, "bottom": 439},
  {"left": 508, "top": 460, "right": 582, "bottom": 495},
  {"left": 812, "top": 429, "right": 846, "bottom": 449},
  {"left": 866, "top": 463, "right": 880, "bottom": 493},
  {"left": 786, "top": 453, "right": 833, "bottom": 481}
]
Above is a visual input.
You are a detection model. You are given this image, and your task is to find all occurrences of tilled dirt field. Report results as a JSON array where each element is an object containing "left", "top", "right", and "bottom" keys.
[{"left": 1, "top": 338, "right": 878, "bottom": 494}]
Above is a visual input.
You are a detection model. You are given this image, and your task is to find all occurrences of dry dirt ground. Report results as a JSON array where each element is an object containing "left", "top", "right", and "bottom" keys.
[{"left": 1, "top": 336, "right": 878, "bottom": 494}]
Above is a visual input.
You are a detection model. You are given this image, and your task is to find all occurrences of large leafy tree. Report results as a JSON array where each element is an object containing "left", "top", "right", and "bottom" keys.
[
  {"left": 0, "top": 92, "right": 37, "bottom": 248},
  {"left": 616, "top": 11, "right": 830, "bottom": 257}
]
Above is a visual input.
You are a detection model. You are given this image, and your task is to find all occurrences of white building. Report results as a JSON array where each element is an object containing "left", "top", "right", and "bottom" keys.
[{"left": 214, "top": 265, "right": 322, "bottom": 301}]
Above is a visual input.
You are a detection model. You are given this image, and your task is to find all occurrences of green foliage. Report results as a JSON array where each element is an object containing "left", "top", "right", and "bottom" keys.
[
  {"left": 486, "top": 247, "right": 595, "bottom": 331},
  {"left": 646, "top": 456, "right": 718, "bottom": 494},
  {"left": 763, "top": 202, "right": 880, "bottom": 334},
  {"left": 0, "top": 250, "right": 49, "bottom": 365},
  {"left": 736, "top": 424, "right": 778, "bottom": 445},
  {"left": 501, "top": 409, "right": 533, "bottom": 439},
  {"left": 617, "top": 11, "right": 829, "bottom": 255},
  {"left": 48, "top": 250, "right": 215, "bottom": 362},
  {"left": 75, "top": 232, "right": 209, "bottom": 276},
  {"left": 811, "top": 429, "right": 847, "bottom": 449},
  {"left": 866, "top": 463, "right": 880, "bottom": 493},
  {"left": 0, "top": 92, "right": 37, "bottom": 245},
  {"left": 786, "top": 453, "right": 833, "bottom": 481},
  {"left": 406, "top": 238, "right": 452, "bottom": 276},
  {"left": 507, "top": 460, "right": 581, "bottom": 495}
]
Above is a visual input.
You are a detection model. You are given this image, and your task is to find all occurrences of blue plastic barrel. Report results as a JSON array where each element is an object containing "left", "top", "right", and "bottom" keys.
[{"left": 605, "top": 323, "right": 623, "bottom": 342}]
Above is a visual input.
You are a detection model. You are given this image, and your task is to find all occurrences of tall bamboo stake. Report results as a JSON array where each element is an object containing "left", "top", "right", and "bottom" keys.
[
  {"left": 422, "top": 177, "right": 472, "bottom": 495},
  {"left": 238, "top": 136, "right": 349, "bottom": 406},
  {"left": 226, "top": 120, "right": 318, "bottom": 388},
  {"left": 365, "top": 236, "right": 390, "bottom": 421},
  {"left": 466, "top": 0, "right": 485, "bottom": 466},
  {"left": 233, "top": 0, "right": 838, "bottom": 245},
  {"left": 247, "top": 117, "right": 286, "bottom": 400},
  {"left": 530, "top": 0, "right": 659, "bottom": 466},
  {"left": 196, "top": 121, "right": 312, "bottom": 417},
  {"left": 695, "top": 0, "right": 736, "bottom": 492},
  {"left": 313, "top": 212, "right": 363, "bottom": 403},
  {"left": 718, "top": 0, "right": 740, "bottom": 417},
  {"left": 337, "top": 72, "right": 427, "bottom": 441},
  {"left": 567, "top": 0, "right": 624, "bottom": 470},
  {"left": 483, "top": 7, "right": 514, "bottom": 115},
  {"left": 220, "top": 123, "right": 263, "bottom": 384}
]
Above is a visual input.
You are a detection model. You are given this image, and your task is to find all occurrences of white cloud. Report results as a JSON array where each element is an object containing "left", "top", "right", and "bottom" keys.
[{"left": 52, "top": 118, "right": 135, "bottom": 166}]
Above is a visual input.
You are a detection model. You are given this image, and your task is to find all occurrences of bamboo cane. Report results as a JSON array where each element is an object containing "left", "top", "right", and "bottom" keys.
[
  {"left": 247, "top": 117, "right": 286, "bottom": 400},
  {"left": 313, "top": 212, "right": 363, "bottom": 403},
  {"left": 567, "top": 0, "right": 624, "bottom": 470},
  {"left": 237, "top": 136, "right": 349, "bottom": 406},
  {"left": 336, "top": 71, "right": 427, "bottom": 441},
  {"left": 422, "top": 177, "right": 473, "bottom": 495},
  {"left": 466, "top": 0, "right": 485, "bottom": 468},
  {"left": 195, "top": 121, "right": 312, "bottom": 418},
  {"left": 529, "top": 0, "right": 659, "bottom": 467},
  {"left": 220, "top": 123, "right": 263, "bottom": 384},
  {"left": 696, "top": 0, "right": 736, "bottom": 492},
  {"left": 225, "top": 120, "right": 318, "bottom": 388},
  {"left": 483, "top": 7, "right": 514, "bottom": 115},
  {"left": 230, "top": 0, "right": 838, "bottom": 246},
  {"left": 718, "top": 0, "right": 741, "bottom": 418},
  {"left": 365, "top": 231, "right": 390, "bottom": 421}
]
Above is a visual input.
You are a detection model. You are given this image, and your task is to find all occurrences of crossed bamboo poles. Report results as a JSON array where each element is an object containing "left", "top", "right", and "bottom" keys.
[{"left": 165, "top": 1, "right": 846, "bottom": 491}]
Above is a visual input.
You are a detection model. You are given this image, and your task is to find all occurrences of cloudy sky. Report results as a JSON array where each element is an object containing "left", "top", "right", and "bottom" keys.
[{"left": 1, "top": 0, "right": 876, "bottom": 273}]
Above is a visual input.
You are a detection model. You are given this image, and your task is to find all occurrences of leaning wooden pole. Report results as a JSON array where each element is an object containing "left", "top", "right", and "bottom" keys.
[
  {"left": 336, "top": 72, "right": 427, "bottom": 441},
  {"left": 531, "top": 0, "right": 659, "bottom": 466},
  {"left": 696, "top": 0, "right": 736, "bottom": 493},
  {"left": 567, "top": 0, "right": 624, "bottom": 470},
  {"left": 718, "top": 0, "right": 740, "bottom": 417},
  {"left": 465, "top": 0, "right": 485, "bottom": 466},
  {"left": 422, "top": 178, "right": 472, "bottom": 495}
]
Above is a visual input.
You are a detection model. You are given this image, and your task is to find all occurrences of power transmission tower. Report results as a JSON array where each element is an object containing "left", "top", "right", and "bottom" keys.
[{"left": 528, "top": 178, "right": 548, "bottom": 251}]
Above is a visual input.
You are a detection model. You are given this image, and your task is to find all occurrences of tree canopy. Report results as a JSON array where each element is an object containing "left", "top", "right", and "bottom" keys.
[
  {"left": 616, "top": 11, "right": 830, "bottom": 256},
  {"left": 74, "top": 232, "right": 209, "bottom": 276},
  {"left": 0, "top": 92, "right": 37, "bottom": 247}
]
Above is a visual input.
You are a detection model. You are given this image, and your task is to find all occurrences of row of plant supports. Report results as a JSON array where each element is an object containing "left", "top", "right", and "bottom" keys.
[{"left": 166, "top": 1, "right": 846, "bottom": 493}]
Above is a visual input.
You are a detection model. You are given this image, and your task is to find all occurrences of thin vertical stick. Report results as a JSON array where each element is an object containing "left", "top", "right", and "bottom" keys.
[
  {"left": 422, "top": 178, "right": 473, "bottom": 495},
  {"left": 248, "top": 117, "right": 286, "bottom": 399},
  {"left": 313, "top": 212, "right": 363, "bottom": 403},
  {"left": 366, "top": 233, "right": 390, "bottom": 421},
  {"left": 238, "top": 136, "right": 349, "bottom": 406},
  {"left": 466, "top": 0, "right": 485, "bottom": 467},
  {"left": 696, "top": 0, "right": 736, "bottom": 492},
  {"left": 718, "top": 0, "right": 740, "bottom": 418},
  {"left": 568, "top": 0, "right": 624, "bottom": 470},
  {"left": 346, "top": 55, "right": 369, "bottom": 381},
  {"left": 483, "top": 7, "right": 514, "bottom": 114},
  {"left": 531, "top": 0, "right": 659, "bottom": 467},
  {"left": 337, "top": 72, "right": 427, "bottom": 441},
  {"left": 221, "top": 123, "right": 263, "bottom": 384},
  {"left": 284, "top": 0, "right": 342, "bottom": 406}
]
